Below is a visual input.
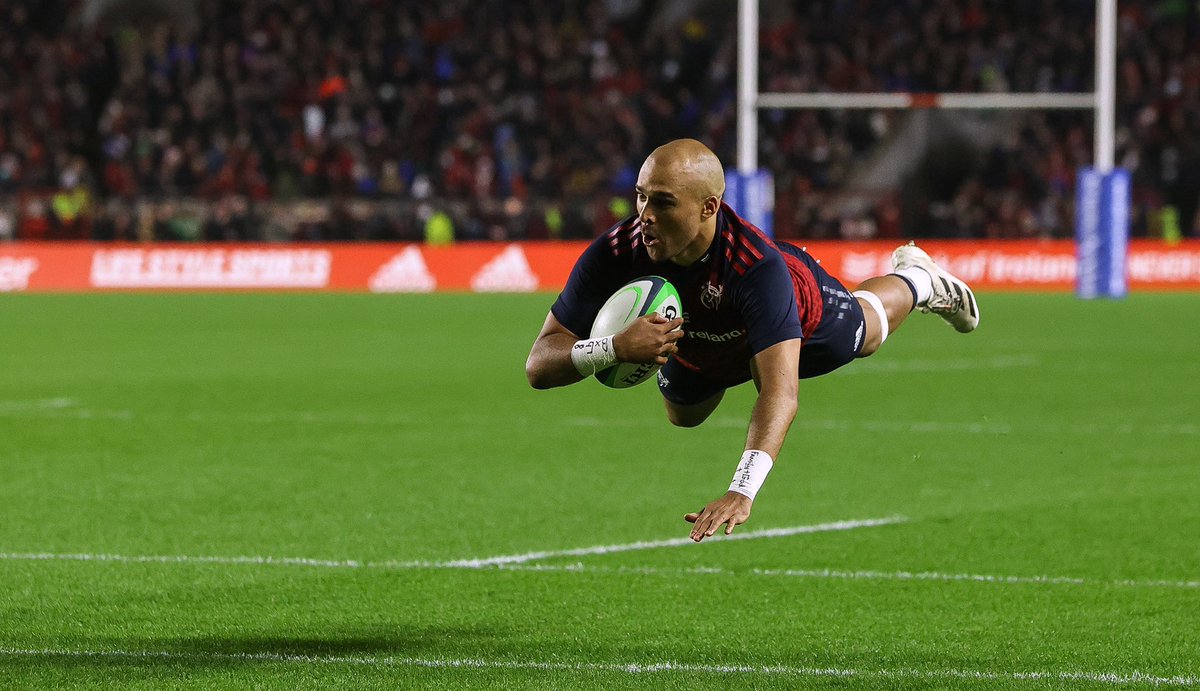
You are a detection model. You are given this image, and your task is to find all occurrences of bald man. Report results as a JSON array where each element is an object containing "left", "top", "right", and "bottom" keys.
[{"left": 526, "top": 139, "right": 978, "bottom": 542}]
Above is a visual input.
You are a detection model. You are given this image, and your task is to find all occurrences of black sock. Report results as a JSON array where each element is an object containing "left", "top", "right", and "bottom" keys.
[{"left": 891, "top": 273, "right": 919, "bottom": 310}]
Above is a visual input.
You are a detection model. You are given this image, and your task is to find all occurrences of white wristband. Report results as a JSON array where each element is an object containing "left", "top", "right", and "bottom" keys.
[
  {"left": 728, "top": 450, "right": 774, "bottom": 500},
  {"left": 570, "top": 336, "right": 617, "bottom": 375}
]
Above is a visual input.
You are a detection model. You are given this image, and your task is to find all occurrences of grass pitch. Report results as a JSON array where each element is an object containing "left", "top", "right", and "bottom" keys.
[{"left": 0, "top": 291, "right": 1197, "bottom": 689}]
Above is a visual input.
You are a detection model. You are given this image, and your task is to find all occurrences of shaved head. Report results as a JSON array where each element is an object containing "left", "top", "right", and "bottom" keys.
[
  {"left": 641, "top": 138, "right": 726, "bottom": 202},
  {"left": 634, "top": 139, "right": 726, "bottom": 266}
]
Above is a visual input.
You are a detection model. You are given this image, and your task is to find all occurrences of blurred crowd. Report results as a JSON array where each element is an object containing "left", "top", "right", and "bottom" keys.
[
  {"left": 753, "top": 0, "right": 1198, "bottom": 240},
  {"left": 0, "top": 0, "right": 1197, "bottom": 243}
]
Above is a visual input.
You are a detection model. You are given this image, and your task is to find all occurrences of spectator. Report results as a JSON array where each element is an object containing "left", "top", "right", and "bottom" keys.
[{"left": 0, "top": 0, "right": 1196, "bottom": 240}]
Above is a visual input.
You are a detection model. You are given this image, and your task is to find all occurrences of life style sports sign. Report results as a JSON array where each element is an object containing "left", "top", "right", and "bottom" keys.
[{"left": 2, "top": 240, "right": 1199, "bottom": 293}]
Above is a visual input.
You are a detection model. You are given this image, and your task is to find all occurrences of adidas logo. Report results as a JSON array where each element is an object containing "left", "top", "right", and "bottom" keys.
[
  {"left": 470, "top": 245, "right": 538, "bottom": 292},
  {"left": 0, "top": 256, "right": 38, "bottom": 292},
  {"left": 369, "top": 247, "right": 436, "bottom": 293}
]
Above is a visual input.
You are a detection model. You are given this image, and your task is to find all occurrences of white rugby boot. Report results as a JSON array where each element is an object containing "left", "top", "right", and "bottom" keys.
[{"left": 891, "top": 242, "right": 979, "bottom": 333}]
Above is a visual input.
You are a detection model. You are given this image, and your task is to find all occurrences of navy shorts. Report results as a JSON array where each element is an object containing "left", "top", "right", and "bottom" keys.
[{"left": 658, "top": 249, "right": 865, "bottom": 406}]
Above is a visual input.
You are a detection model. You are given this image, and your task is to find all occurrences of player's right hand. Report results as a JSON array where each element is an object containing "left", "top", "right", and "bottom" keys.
[
  {"left": 685, "top": 491, "right": 753, "bottom": 542},
  {"left": 613, "top": 314, "right": 684, "bottom": 365}
]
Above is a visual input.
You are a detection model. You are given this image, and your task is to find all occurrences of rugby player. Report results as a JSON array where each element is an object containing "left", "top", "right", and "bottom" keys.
[{"left": 526, "top": 139, "right": 978, "bottom": 542}]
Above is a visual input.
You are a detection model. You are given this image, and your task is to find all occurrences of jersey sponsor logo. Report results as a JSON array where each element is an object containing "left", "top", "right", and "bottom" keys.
[
  {"left": 90, "top": 249, "right": 330, "bottom": 288},
  {"left": 0, "top": 256, "right": 38, "bottom": 291},
  {"left": 470, "top": 244, "right": 538, "bottom": 292},
  {"left": 687, "top": 328, "right": 745, "bottom": 343},
  {"left": 700, "top": 280, "right": 723, "bottom": 310},
  {"left": 369, "top": 247, "right": 436, "bottom": 293}
]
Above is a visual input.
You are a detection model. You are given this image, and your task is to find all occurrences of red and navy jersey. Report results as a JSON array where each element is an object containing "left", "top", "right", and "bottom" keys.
[{"left": 551, "top": 202, "right": 824, "bottom": 388}]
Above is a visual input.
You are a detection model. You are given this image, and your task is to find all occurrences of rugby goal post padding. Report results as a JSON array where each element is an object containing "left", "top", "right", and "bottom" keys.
[{"left": 1075, "top": 168, "right": 1130, "bottom": 299}]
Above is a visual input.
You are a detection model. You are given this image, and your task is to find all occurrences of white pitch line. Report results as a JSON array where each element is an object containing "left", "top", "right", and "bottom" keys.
[
  {"left": 0, "top": 552, "right": 363, "bottom": 569},
  {"left": 0, "top": 518, "right": 903, "bottom": 573},
  {"left": 1, "top": 551, "right": 1197, "bottom": 590},
  {"left": 0, "top": 647, "right": 1195, "bottom": 687},
  {"left": 437, "top": 517, "right": 907, "bottom": 568},
  {"left": 749, "top": 567, "right": 1200, "bottom": 589},
  {"left": 479, "top": 563, "right": 1200, "bottom": 590}
]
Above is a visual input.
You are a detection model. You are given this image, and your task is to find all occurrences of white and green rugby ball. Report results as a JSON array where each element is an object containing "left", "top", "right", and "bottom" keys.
[{"left": 590, "top": 275, "right": 682, "bottom": 388}]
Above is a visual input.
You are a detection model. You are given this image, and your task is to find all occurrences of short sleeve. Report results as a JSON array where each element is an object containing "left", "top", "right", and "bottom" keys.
[
  {"left": 550, "top": 236, "right": 620, "bottom": 338},
  {"left": 735, "top": 255, "right": 805, "bottom": 355}
]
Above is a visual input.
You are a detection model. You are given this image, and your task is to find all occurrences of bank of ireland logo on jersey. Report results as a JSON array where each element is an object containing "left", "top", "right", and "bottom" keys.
[{"left": 700, "top": 280, "right": 723, "bottom": 310}]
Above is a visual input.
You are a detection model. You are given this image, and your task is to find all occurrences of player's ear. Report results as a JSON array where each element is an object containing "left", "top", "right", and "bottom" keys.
[{"left": 700, "top": 195, "right": 720, "bottom": 220}]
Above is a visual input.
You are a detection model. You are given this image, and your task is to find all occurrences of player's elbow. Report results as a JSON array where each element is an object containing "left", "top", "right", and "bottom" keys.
[
  {"left": 527, "top": 373, "right": 556, "bottom": 390},
  {"left": 525, "top": 359, "right": 552, "bottom": 389},
  {"left": 525, "top": 353, "right": 564, "bottom": 390}
]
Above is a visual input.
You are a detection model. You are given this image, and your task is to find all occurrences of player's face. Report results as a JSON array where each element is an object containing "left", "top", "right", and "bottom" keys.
[{"left": 635, "top": 164, "right": 707, "bottom": 265}]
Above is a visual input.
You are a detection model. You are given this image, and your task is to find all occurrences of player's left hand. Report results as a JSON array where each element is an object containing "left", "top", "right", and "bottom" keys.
[{"left": 684, "top": 491, "right": 752, "bottom": 542}]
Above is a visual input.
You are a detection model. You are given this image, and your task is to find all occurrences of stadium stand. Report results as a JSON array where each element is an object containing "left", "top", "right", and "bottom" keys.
[{"left": 1, "top": 0, "right": 1197, "bottom": 242}]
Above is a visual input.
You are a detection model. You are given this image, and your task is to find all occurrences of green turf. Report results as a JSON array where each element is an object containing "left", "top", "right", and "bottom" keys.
[{"left": 0, "top": 292, "right": 1197, "bottom": 689}]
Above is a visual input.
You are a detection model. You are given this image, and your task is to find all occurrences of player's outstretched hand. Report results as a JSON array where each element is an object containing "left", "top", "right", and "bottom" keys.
[
  {"left": 613, "top": 314, "right": 684, "bottom": 365},
  {"left": 684, "top": 491, "right": 752, "bottom": 542}
]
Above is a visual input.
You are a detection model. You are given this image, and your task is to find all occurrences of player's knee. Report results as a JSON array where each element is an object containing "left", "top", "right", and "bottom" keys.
[
  {"left": 666, "top": 408, "right": 707, "bottom": 428},
  {"left": 663, "top": 395, "right": 721, "bottom": 428}
]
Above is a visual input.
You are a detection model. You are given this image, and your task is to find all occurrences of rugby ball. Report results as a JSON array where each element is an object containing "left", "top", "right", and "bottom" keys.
[{"left": 590, "top": 276, "right": 682, "bottom": 388}]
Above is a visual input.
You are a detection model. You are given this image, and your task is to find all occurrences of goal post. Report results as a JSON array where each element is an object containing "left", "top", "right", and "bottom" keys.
[{"left": 733, "top": 0, "right": 1128, "bottom": 298}]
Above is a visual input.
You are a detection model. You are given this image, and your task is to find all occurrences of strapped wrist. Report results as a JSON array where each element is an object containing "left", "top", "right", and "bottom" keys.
[
  {"left": 570, "top": 335, "right": 617, "bottom": 375},
  {"left": 728, "top": 450, "right": 773, "bottom": 500}
]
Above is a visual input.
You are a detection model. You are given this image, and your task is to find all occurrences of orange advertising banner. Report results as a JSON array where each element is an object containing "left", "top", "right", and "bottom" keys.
[{"left": 1, "top": 240, "right": 1198, "bottom": 293}]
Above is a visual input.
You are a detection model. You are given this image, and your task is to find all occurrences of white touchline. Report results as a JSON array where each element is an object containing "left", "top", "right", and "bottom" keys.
[
  {"left": 0, "top": 647, "right": 1196, "bottom": 687},
  {"left": 437, "top": 516, "right": 907, "bottom": 568}
]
